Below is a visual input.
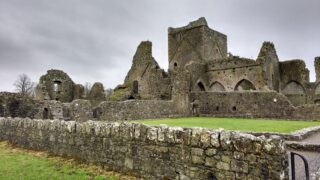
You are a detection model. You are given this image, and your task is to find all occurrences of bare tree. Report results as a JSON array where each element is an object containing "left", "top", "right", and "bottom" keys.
[
  {"left": 13, "top": 74, "right": 35, "bottom": 97},
  {"left": 84, "top": 82, "right": 92, "bottom": 98}
]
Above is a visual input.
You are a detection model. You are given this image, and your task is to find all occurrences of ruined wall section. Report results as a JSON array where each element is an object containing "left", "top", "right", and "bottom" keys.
[
  {"left": 94, "top": 100, "right": 178, "bottom": 122},
  {"left": 293, "top": 104, "right": 320, "bottom": 120},
  {"left": 206, "top": 57, "right": 265, "bottom": 91},
  {"left": 279, "top": 60, "right": 310, "bottom": 106},
  {"left": 73, "top": 84, "right": 85, "bottom": 100},
  {"left": 0, "top": 118, "right": 289, "bottom": 180},
  {"left": 257, "top": 42, "right": 280, "bottom": 91},
  {"left": 0, "top": 92, "right": 37, "bottom": 118},
  {"left": 315, "top": 57, "right": 320, "bottom": 82},
  {"left": 33, "top": 100, "right": 64, "bottom": 120},
  {"left": 87, "top": 82, "right": 106, "bottom": 106},
  {"left": 36, "top": 70, "right": 76, "bottom": 103},
  {"left": 190, "top": 92, "right": 295, "bottom": 118},
  {"left": 62, "top": 100, "right": 93, "bottom": 122},
  {"left": 168, "top": 17, "right": 227, "bottom": 73},
  {"left": 110, "top": 41, "right": 171, "bottom": 101}
]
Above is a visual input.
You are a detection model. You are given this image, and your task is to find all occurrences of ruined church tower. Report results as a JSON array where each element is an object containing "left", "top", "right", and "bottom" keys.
[{"left": 168, "top": 17, "right": 227, "bottom": 73}]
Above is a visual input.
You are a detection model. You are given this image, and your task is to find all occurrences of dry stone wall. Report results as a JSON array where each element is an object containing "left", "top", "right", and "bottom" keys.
[{"left": 0, "top": 118, "right": 288, "bottom": 180}]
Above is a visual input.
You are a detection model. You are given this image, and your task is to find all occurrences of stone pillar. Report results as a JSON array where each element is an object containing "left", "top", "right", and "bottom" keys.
[
  {"left": 315, "top": 57, "right": 320, "bottom": 82},
  {"left": 172, "top": 72, "right": 191, "bottom": 116}
]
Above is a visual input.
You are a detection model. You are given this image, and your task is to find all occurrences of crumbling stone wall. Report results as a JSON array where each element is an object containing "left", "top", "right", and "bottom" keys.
[
  {"left": 94, "top": 100, "right": 178, "bottom": 121},
  {"left": 110, "top": 42, "right": 171, "bottom": 101},
  {"left": 279, "top": 60, "right": 310, "bottom": 106},
  {"left": 315, "top": 57, "right": 320, "bottom": 82},
  {"left": 190, "top": 92, "right": 295, "bottom": 118},
  {"left": 257, "top": 42, "right": 281, "bottom": 91},
  {"left": 292, "top": 104, "right": 320, "bottom": 120},
  {"left": 0, "top": 92, "right": 37, "bottom": 118},
  {"left": 88, "top": 82, "right": 106, "bottom": 106},
  {"left": 64, "top": 100, "right": 93, "bottom": 122},
  {"left": 34, "top": 100, "right": 64, "bottom": 120},
  {"left": 279, "top": 60, "right": 309, "bottom": 87},
  {"left": 0, "top": 118, "right": 288, "bottom": 180},
  {"left": 206, "top": 57, "right": 265, "bottom": 92},
  {"left": 35, "top": 69, "right": 77, "bottom": 102},
  {"left": 73, "top": 84, "right": 85, "bottom": 100}
]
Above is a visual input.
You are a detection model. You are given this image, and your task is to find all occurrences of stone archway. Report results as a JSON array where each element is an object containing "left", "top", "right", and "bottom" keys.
[
  {"left": 197, "top": 81, "right": 206, "bottom": 92},
  {"left": 234, "top": 79, "right": 256, "bottom": 91},
  {"left": 282, "top": 81, "right": 306, "bottom": 106},
  {"left": 209, "top": 81, "right": 225, "bottom": 92}
]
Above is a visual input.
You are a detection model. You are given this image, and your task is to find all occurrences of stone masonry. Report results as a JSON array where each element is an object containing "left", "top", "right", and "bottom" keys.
[{"left": 0, "top": 117, "right": 288, "bottom": 180}]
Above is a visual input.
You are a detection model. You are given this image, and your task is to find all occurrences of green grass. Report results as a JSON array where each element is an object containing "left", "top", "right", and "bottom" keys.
[
  {"left": 0, "top": 141, "right": 120, "bottom": 180},
  {"left": 135, "top": 117, "right": 320, "bottom": 133}
]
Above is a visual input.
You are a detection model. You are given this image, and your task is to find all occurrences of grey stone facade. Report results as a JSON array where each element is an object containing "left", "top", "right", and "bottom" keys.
[{"left": 0, "top": 117, "right": 289, "bottom": 180}]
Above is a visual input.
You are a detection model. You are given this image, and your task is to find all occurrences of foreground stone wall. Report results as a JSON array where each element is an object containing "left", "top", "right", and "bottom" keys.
[
  {"left": 94, "top": 100, "right": 178, "bottom": 121},
  {"left": 0, "top": 118, "right": 288, "bottom": 180}
]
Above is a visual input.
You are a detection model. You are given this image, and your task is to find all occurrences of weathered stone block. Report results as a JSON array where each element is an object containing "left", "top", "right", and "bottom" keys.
[
  {"left": 231, "top": 160, "right": 249, "bottom": 173},
  {"left": 205, "top": 148, "right": 217, "bottom": 156},
  {"left": 192, "top": 156, "right": 204, "bottom": 164},
  {"left": 216, "top": 161, "right": 230, "bottom": 171},
  {"left": 191, "top": 148, "right": 203, "bottom": 156}
]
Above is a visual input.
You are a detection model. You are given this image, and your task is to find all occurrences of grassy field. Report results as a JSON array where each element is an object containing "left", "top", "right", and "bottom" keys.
[
  {"left": 135, "top": 117, "right": 320, "bottom": 133},
  {"left": 0, "top": 141, "right": 134, "bottom": 180}
]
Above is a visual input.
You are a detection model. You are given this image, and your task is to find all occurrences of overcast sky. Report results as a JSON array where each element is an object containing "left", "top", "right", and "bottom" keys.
[{"left": 0, "top": 0, "right": 319, "bottom": 92}]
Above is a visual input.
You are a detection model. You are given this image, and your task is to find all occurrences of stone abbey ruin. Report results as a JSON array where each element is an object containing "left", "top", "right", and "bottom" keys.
[
  {"left": 1, "top": 17, "right": 320, "bottom": 121},
  {"left": 1, "top": 17, "right": 320, "bottom": 179}
]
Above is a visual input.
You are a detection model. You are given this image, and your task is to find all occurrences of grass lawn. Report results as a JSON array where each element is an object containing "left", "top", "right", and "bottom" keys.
[
  {"left": 135, "top": 117, "right": 320, "bottom": 133},
  {"left": 0, "top": 141, "right": 133, "bottom": 180}
]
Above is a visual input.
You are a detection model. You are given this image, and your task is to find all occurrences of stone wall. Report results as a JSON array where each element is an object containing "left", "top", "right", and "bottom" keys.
[
  {"left": 206, "top": 57, "right": 265, "bottom": 92},
  {"left": 314, "top": 57, "right": 320, "bottom": 82},
  {"left": 292, "top": 104, "right": 320, "bottom": 120},
  {"left": 190, "top": 91, "right": 295, "bottom": 118},
  {"left": 94, "top": 100, "right": 178, "bottom": 121},
  {"left": 0, "top": 118, "right": 288, "bottom": 180},
  {"left": 110, "top": 41, "right": 172, "bottom": 101},
  {"left": 0, "top": 92, "right": 37, "bottom": 118},
  {"left": 256, "top": 42, "right": 280, "bottom": 92},
  {"left": 279, "top": 60, "right": 310, "bottom": 106}
]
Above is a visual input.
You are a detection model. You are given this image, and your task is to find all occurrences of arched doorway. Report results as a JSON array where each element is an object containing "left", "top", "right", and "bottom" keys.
[{"left": 43, "top": 108, "right": 49, "bottom": 119}]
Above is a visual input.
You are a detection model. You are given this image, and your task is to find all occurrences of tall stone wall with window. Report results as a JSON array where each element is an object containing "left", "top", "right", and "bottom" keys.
[{"left": 0, "top": 118, "right": 288, "bottom": 180}]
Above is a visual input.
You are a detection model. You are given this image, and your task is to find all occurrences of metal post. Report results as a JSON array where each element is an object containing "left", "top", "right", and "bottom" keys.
[{"left": 290, "top": 152, "right": 310, "bottom": 180}]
